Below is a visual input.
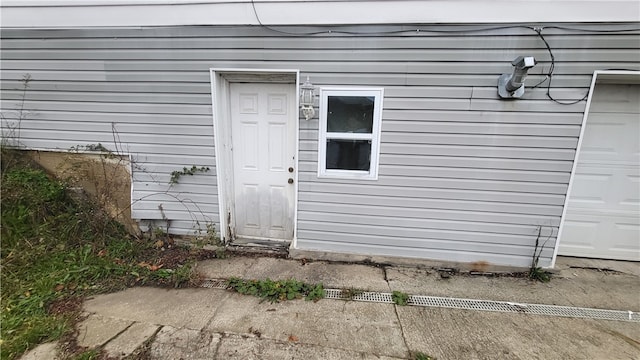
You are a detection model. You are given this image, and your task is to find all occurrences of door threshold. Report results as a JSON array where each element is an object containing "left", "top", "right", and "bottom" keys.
[{"left": 229, "top": 237, "right": 291, "bottom": 256}]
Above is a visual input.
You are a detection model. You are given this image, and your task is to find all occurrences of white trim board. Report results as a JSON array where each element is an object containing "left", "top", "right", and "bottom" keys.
[
  {"left": 209, "top": 68, "right": 300, "bottom": 247},
  {"left": 550, "top": 70, "right": 640, "bottom": 268},
  {"left": 2, "top": 1, "right": 639, "bottom": 27}
]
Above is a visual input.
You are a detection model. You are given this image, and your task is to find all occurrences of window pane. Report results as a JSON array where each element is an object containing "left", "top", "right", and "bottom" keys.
[
  {"left": 327, "top": 96, "right": 374, "bottom": 133},
  {"left": 326, "top": 139, "right": 371, "bottom": 171}
]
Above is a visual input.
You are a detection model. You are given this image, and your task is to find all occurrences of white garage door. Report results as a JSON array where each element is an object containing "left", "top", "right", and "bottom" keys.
[{"left": 558, "top": 82, "right": 640, "bottom": 261}]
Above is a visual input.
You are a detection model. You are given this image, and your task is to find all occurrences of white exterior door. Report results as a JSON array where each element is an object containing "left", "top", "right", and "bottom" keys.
[
  {"left": 559, "top": 83, "right": 640, "bottom": 261},
  {"left": 229, "top": 82, "right": 296, "bottom": 240}
]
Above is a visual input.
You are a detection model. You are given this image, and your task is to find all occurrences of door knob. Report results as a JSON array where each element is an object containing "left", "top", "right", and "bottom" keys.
[{"left": 288, "top": 178, "right": 294, "bottom": 184}]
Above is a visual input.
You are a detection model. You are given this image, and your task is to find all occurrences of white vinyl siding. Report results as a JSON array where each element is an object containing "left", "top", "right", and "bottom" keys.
[{"left": 1, "top": 23, "right": 639, "bottom": 266}]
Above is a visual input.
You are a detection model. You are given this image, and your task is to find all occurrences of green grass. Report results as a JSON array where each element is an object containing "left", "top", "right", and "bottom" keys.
[{"left": 0, "top": 154, "right": 197, "bottom": 359}]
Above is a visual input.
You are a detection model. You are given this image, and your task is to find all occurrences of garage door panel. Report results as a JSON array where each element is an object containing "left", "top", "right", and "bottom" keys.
[
  {"left": 566, "top": 171, "right": 609, "bottom": 207},
  {"left": 622, "top": 174, "right": 640, "bottom": 207},
  {"left": 559, "top": 82, "right": 640, "bottom": 261},
  {"left": 559, "top": 219, "right": 599, "bottom": 252},
  {"left": 579, "top": 113, "right": 639, "bottom": 164},
  {"left": 589, "top": 84, "right": 640, "bottom": 113},
  {"left": 569, "top": 164, "right": 639, "bottom": 213},
  {"left": 611, "top": 222, "right": 640, "bottom": 253},
  {"left": 561, "top": 213, "right": 640, "bottom": 261}
]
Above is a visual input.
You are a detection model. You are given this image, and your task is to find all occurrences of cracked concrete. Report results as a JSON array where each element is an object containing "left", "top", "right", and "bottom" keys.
[
  {"left": 75, "top": 315, "right": 133, "bottom": 348},
  {"left": 103, "top": 322, "right": 160, "bottom": 358},
  {"left": 149, "top": 326, "right": 221, "bottom": 359},
  {"left": 21, "top": 256, "right": 639, "bottom": 359}
]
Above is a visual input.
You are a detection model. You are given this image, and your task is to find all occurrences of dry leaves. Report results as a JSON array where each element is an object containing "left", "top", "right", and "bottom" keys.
[{"left": 137, "top": 262, "right": 164, "bottom": 271}]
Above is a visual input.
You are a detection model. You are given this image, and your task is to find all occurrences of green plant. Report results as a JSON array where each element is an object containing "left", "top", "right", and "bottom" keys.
[
  {"left": 215, "top": 248, "right": 227, "bottom": 259},
  {"left": 0, "top": 164, "right": 134, "bottom": 359},
  {"left": 391, "top": 291, "right": 409, "bottom": 306},
  {"left": 413, "top": 351, "right": 436, "bottom": 360},
  {"left": 169, "top": 165, "right": 210, "bottom": 185},
  {"left": 226, "top": 278, "right": 325, "bottom": 303},
  {"left": 71, "top": 349, "right": 102, "bottom": 360},
  {"left": 340, "top": 288, "right": 364, "bottom": 300},
  {"left": 153, "top": 226, "right": 167, "bottom": 239},
  {"left": 528, "top": 266, "right": 550, "bottom": 283},
  {"left": 193, "top": 221, "right": 223, "bottom": 247},
  {"left": 0, "top": 158, "right": 215, "bottom": 359},
  {"left": 528, "top": 226, "right": 553, "bottom": 283},
  {"left": 1, "top": 73, "right": 32, "bottom": 150},
  {"left": 306, "top": 284, "right": 325, "bottom": 302},
  {"left": 69, "top": 143, "right": 111, "bottom": 154}
]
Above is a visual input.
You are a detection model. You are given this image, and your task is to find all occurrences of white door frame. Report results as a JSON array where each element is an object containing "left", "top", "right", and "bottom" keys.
[
  {"left": 210, "top": 68, "right": 300, "bottom": 246},
  {"left": 551, "top": 70, "right": 640, "bottom": 267}
]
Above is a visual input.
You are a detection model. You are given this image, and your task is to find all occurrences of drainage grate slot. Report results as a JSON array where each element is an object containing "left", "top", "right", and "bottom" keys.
[
  {"left": 201, "top": 278, "right": 228, "bottom": 289},
  {"left": 324, "top": 289, "right": 342, "bottom": 299},
  {"left": 352, "top": 292, "right": 393, "bottom": 303},
  {"left": 201, "top": 279, "right": 638, "bottom": 322}
]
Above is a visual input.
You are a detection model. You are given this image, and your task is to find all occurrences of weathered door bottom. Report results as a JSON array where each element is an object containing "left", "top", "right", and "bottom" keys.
[{"left": 230, "top": 237, "right": 291, "bottom": 254}]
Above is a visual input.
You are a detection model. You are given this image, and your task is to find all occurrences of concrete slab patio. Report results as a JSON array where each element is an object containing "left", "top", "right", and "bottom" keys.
[{"left": 21, "top": 256, "right": 640, "bottom": 359}]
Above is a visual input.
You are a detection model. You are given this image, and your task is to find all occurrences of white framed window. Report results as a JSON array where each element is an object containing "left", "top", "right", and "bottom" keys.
[{"left": 318, "top": 87, "right": 384, "bottom": 180}]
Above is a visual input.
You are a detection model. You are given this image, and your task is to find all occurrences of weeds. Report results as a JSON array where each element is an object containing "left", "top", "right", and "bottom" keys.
[
  {"left": 70, "top": 349, "right": 102, "bottom": 360},
  {"left": 193, "top": 221, "right": 223, "bottom": 247},
  {"left": 528, "top": 267, "right": 550, "bottom": 283},
  {"left": 1, "top": 73, "right": 32, "bottom": 150},
  {"left": 340, "top": 288, "right": 364, "bottom": 300},
  {"left": 169, "top": 165, "right": 210, "bottom": 185},
  {"left": 226, "top": 278, "right": 325, "bottom": 303},
  {"left": 0, "top": 161, "right": 130, "bottom": 359},
  {"left": 0, "top": 157, "right": 201, "bottom": 360},
  {"left": 528, "top": 226, "right": 553, "bottom": 283},
  {"left": 392, "top": 291, "right": 410, "bottom": 306},
  {"left": 413, "top": 351, "right": 436, "bottom": 360}
]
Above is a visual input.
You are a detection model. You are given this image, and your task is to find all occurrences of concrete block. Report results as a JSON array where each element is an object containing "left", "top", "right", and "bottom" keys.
[
  {"left": 207, "top": 293, "right": 408, "bottom": 358},
  {"left": 232, "top": 257, "right": 391, "bottom": 292},
  {"left": 103, "top": 322, "right": 159, "bottom": 358},
  {"left": 216, "top": 333, "right": 405, "bottom": 359},
  {"left": 396, "top": 306, "right": 640, "bottom": 360},
  {"left": 83, "top": 287, "right": 231, "bottom": 330},
  {"left": 385, "top": 266, "right": 640, "bottom": 310},
  {"left": 149, "top": 326, "right": 221, "bottom": 360},
  {"left": 76, "top": 315, "right": 133, "bottom": 348},
  {"left": 196, "top": 257, "right": 257, "bottom": 279}
]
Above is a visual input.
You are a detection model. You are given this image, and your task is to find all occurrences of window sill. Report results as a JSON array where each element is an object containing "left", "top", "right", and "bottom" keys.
[{"left": 318, "top": 170, "right": 378, "bottom": 181}]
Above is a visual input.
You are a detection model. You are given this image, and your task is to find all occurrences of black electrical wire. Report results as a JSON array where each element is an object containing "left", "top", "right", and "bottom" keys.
[
  {"left": 247, "top": 2, "right": 638, "bottom": 105},
  {"left": 250, "top": 0, "right": 265, "bottom": 27},
  {"left": 534, "top": 28, "right": 590, "bottom": 105},
  {"left": 542, "top": 25, "right": 640, "bottom": 33}
]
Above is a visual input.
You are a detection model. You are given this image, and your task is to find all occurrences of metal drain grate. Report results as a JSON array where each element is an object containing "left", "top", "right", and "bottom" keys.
[
  {"left": 201, "top": 279, "right": 638, "bottom": 322},
  {"left": 201, "top": 278, "right": 228, "bottom": 289},
  {"left": 406, "top": 295, "right": 639, "bottom": 322},
  {"left": 324, "top": 290, "right": 394, "bottom": 303}
]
